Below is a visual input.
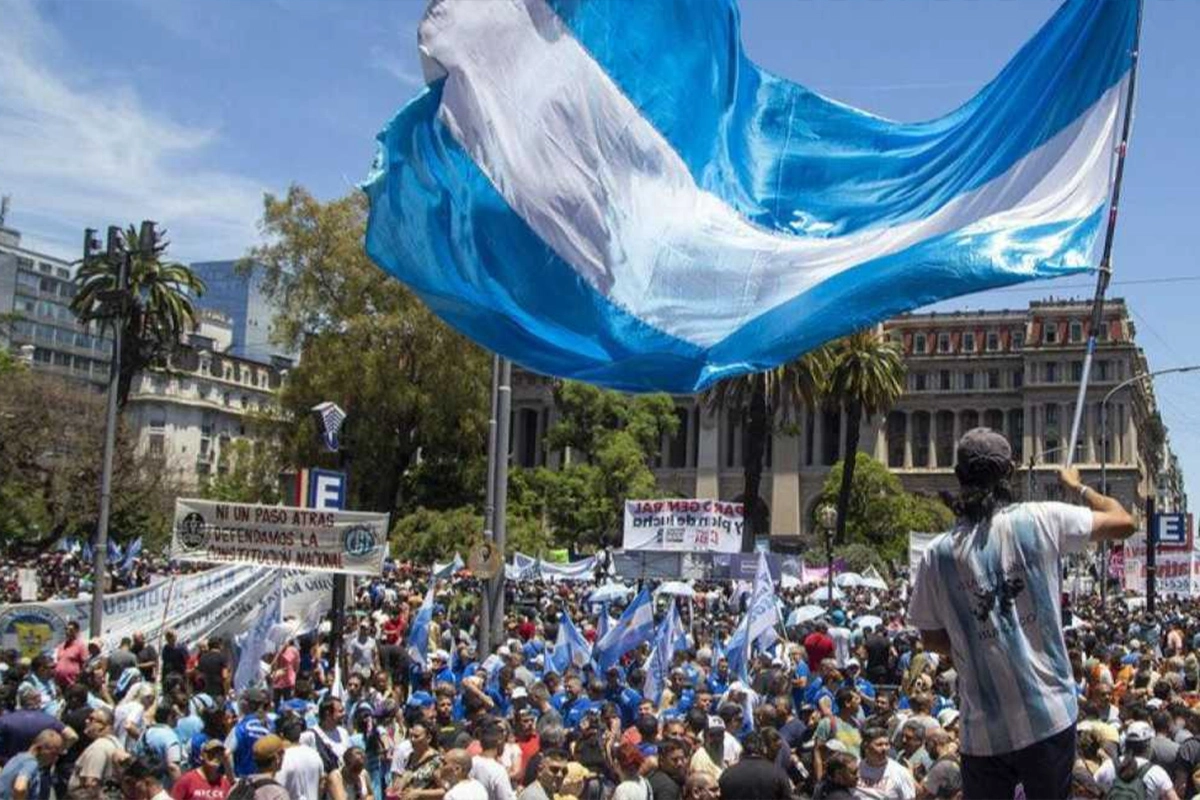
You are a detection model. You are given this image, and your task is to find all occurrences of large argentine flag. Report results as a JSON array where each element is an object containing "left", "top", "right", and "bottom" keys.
[{"left": 364, "top": 0, "right": 1137, "bottom": 393}]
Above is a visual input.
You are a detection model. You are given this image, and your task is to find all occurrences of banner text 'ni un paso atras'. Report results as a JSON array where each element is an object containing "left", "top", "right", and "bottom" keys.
[
  {"left": 623, "top": 499, "right": 743, "bottom": 554},
  {"left": 172, "top": 499, "right": 390, "bottom": 575}
]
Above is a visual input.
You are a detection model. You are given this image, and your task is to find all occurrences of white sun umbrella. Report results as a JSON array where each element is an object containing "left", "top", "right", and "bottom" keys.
[
  {"left": 853, "top": 615, "right": 884, "bottom": 630},
  {"left": 655, "top": 581, "right": 695, "bottom": 598},
  {"left": 807, "top": 585, "right": 845, "bottom": 603},
  {"left": 834, "top": 572, "right": 864, "bottom": 588},
  {"left": 860, "top": 577, "right": 888, "bottom": 591},
  {"left": 787, "top": 605, "right": 826, "bottom": 626},
  {"left": 589, "top": 582, "right": 633, "bottom": 604}
]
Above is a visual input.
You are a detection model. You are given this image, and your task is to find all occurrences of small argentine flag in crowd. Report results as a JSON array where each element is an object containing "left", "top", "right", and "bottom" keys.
[
  {"left": 312, "top": 402, "right": 346, "bottom": 452},
  {"left": 592, "top": 587, "right": 655, "bottom": 672},
  {"left": 365, "top": 0, "right": 1138, "bottom": 392},
  {"left": 550, "top": 611, "right": 592, "bottom": 674}
]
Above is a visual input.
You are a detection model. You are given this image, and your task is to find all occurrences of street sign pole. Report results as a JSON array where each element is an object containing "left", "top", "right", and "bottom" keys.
[{"left": 1146, "top": 497, "right": 1157, "bottom": 614}]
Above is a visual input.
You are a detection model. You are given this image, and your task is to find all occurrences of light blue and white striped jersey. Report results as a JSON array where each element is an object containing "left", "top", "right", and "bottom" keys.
[{"left": 907, "top": 502, "right": 1092, "bottom": 756}]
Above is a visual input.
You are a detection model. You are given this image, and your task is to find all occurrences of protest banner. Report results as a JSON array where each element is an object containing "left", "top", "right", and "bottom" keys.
[
  {"left": 622, "top": 499, "right": 743, "bottom": 554},
  {"left": 0, "top": 566, "right": 336, "bottom": 658},
  {"left": 1123, "top": 531, "right": 1200, "bottom": 598},
  {"left": 171, "top": 498, "right": 390, "bottom": 575}
]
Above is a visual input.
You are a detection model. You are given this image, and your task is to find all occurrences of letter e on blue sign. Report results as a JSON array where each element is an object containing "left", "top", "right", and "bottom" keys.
[
  {"left": 1156, "top": 513, "right": 1188, "bottom": 548},
  {"left": 309, "top": 469, "right": 346, "bottom": 510}
]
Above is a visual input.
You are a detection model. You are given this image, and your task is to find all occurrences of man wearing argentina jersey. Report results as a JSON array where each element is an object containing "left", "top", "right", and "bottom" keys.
[{"left": 907, "top": 428, "right": 1135, "bottom": 800}]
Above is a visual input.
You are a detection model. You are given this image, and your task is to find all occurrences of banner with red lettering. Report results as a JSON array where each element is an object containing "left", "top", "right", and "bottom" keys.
[
  {"left": 171, "top": 498, "right": 390, "bottom": 575},
  {"left": 622, "top": 499, "right": 743, "bottom": 554}
]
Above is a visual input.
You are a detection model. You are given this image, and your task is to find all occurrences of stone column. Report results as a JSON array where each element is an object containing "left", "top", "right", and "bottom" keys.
[
  {"left": 874, "top": 419, "right": 887, "bottom": 463},
  {"left": 928, "top": 414, "right": 938, "bottom": 469},
  {"left": 696, "top": 410, "right": 720, "bottom": 498},
  {"left": 903, "top": 413, "right": 913, "bottom": 469},
  {"left": 1085, "top": 402, "right": 1096, "bottom": 464},
  {"left": 770, "top": 431, "right": 801, "bottom": 537},
  {"left": 1023, "top": 401, "right": 1035, "bottom": 465},
  {"left": 1125, "top": 403, "right": 1138, "bottom": 466},
  {"left": 952, "top": 411, "right": 962, "bottom": 466}
]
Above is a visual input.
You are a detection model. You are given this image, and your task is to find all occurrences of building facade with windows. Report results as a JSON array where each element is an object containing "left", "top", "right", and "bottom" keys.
[
  {"left": 125, "top": 309, "right": 290, "bottom": 492},
  {"left": 0, "top": 223, "right": 114, "bottom": 385},
  {"left": 511, "top": 299, "right": 1170, "bottom": 544}
]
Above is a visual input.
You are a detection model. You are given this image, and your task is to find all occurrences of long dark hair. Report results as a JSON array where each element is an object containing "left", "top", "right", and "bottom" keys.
[{"left": 952, "top": 477, "right": 1015, "bottom": 525}]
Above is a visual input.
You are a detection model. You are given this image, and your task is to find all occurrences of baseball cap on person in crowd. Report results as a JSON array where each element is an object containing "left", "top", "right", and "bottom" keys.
[
  {"left": 253, "top": 734, "right": 286, "bottom": 762},
  {"left": 1125, "top": 721, "right": 1154, "bottom": 743},
  {"left": 706, "top": 716, "right": 725, "bottom": 732},
  {"left": 845, "top": 658, "right": 861, "bottom": 671},
  {"left": 937, "top": 709, "right": 960, "bottom": 729},
  {"left": 407, "top": 691, "right": 435, "bottom": 708},
  {"left": 200, "top": 740, "right": 225, "bottom": 758}
]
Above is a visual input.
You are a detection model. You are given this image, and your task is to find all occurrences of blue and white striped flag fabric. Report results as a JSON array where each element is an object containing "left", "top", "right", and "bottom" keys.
[
  {"left": 234, "top": 570, "right": 283, "bottom": 693},
  {"left": 121, "top": 537, "right": 143, "bottom": 573},
  {"left": 597, "top": 607, "right": 616, "bottom": 643},
  {"left": 746, "top": 552, "right": 780, "bottom": 651},
  {"left": 364, "top": 0, "right": 1137, "bottom": 393},
  {"left": 642, "top": 600, "right": 684, "bottom": 705},
  {"left": 106, "top": 539, "right": 123, "bottom": 565},
  {"left": 551, "top": 612, "right": 593, "bottom": 674},
  {"left": 312, "top": 401, "right": 346, "bottom": 452},
  {"left": 81, "top": 540, "right": 94, "bottom": 564},
  {"left": 406, "top": 583, "right": 436, "bottom": 669},
  {"left": 592, "top": 587, "right": 655, "bottom": 671}
]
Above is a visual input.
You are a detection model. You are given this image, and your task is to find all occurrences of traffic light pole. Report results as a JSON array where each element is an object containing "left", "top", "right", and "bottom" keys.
[{"left": 89, "top": 236, "right": 128, "bottom": 638}]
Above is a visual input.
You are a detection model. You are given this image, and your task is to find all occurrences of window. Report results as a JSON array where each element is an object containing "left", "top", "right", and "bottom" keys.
[
  {"left": 987, "top": 369, "right": 1001, "bottom": 390},
  {"left": 38, "top": 262, "right": 52, "bottom": 275},
  {"left": 887, "top": 412, "right": 906, "bottom": 468},
  {"left": 1044, "top": 362, "right": 1059, "bottom": 383},
  {"left": 148, "top": 434, "right": 165, "bottom": 457},
  {"left": 53, "top": 351, "right": 69, "bottom": 366},
  {"left": 149, "top": 407, "right": 166, "bottom": 429},
  {"left": 1097, "top": 360, "right": 1110, "bottom": 381},
  {"left": 913, "top": 372, "right": 927, "bottom": 391},
  {"left": 1044, "top": 324, "right": 1058, "bottom": 345},
  {"left": 1013, "top": 368, "right": 1024, "bottom": 388},
  {"left": 1012, "top": 330, "right": 1025, "bottom": 350},
  {"left": 937, "top": 333, "right": 951, "bottom": 353},
  {"left": 16, "top": 271, "right": 39, "bottom": 290},
  {"left": 1071, "top": 361, "right": 1083, "bottom": 382},
  {"left": 962, "top": 332, "right": 976, "bottom": 353},
  {"left": 1045, "top": 404, "right": 1060, "bottom": 427},
  {"left": 963, "top": 372, "right": 975, "bottom": 390},
  {"left": 665, "top": 407, "right": 689, "bottom": 468},
  {"left": 1097, "top": 321, "right": 1109, "bottom": 342},
  {"left": 986, "top": 332, "right": 1000, "bottom": 352},
  {"left": 39, "top": 277, "right": 57, "bottom": 293},
  {"left": 914, "top": 333, "right": 927, "bottom": 354},
  {"left": 1069, "top": 321, "right": 1083, "bottom": 343},
  {"left": 939, "top": 370, "right": 952, "bottom": 391},
  {"left": 16, "top": 256, "right": 33, "bottom": 270}
]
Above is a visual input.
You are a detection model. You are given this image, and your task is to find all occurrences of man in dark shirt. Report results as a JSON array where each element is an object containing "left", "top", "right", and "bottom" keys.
[
  {"left": 646, "top": 738, "right": 687, "bottom": 800},
  {"left": 864, "top": 627, "right": 893, "bottom": 685},
  {"left": 161, "top": 630, "right": 189, "bottom": 680},
  {"left": 197, "top": 638, "right": 230, "bottom": 700},
  {"left": 132, "top": 632, "right": 158, "bottom": 682},
  {"left": 718, "top": 731, "right": 792, "bottom": 800},
  {"left": 105, "top": 639, "right": 138, "bottom": 683},
  {"left": 1173, "top": 708, "right": 1200, "bottom": 798}
]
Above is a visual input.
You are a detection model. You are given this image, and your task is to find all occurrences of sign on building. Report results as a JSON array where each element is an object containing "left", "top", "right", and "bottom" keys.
[
  {"left": 171, "top": 498, "right": 389, "bottom": 575},
  {"left": 1156, "top": 513, "right": 1192, "bottom": 550},
  {"left": 622, "top": 499, "right": 743, "bottom": 554}
]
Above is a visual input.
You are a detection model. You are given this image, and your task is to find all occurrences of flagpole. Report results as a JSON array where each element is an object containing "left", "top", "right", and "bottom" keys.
[
  {"left": 1065, "top": 0, "right": 1144, "bottom": 468},
  {"left": 488, "top": 357, "right": 512, "bottom": 651},
  {"left": 479, "top": 355, "right": 500, "bottom": 657}
]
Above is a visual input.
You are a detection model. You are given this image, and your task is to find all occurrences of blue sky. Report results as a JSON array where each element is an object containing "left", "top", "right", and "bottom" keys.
[{"left": 2, "top": 0, "right": 1198, "bottom": 508}]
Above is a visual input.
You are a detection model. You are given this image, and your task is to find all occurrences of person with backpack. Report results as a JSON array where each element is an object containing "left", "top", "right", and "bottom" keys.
[
  {"left": 1094, "top": 722, "right": 1178, "bottom": 800},
  {"left": 227, "top": 735, "right": 288, "bottom": 800}
]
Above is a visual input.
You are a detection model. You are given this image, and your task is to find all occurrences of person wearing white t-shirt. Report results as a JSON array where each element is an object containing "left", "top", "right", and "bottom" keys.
[
  {"left": 443, "top": 749, "right": 489, "bottom": 800},
  {"left": 1095, "top": 722, "right": 1179, "bottom": 800},
  {"left": 470, "top": 725, "right": 515, "bottom": 800},
  {"left": 276, "top": 714, "right": 325, "bottom": 800},
  {"left": 908, "top": 428, "right": 1136, "bottom": 800},
  {"left": 856, "top": 727, "right": 917, "bottom": 800}
]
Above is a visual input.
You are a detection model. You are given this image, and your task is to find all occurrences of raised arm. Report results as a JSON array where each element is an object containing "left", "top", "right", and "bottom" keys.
[{"left": 1058, "top": 467, "right": 1136, "bottom": 542}]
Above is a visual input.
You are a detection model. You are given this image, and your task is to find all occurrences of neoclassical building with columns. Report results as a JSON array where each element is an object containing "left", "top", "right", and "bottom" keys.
[{"left": 511, "top": 298, "right": 1167, "bottom": 545}]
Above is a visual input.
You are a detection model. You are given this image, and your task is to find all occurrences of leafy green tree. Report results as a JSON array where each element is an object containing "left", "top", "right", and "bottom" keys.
[
  {"left": 201, "top": 439, "right": 283, "bottom": 505},
  {"left": 71, "top": 226, "right": 206, "bottom": 407},
  {"left": 825, "top": 329, "right": 906, "bottom": 545},
  {"left": 832, "top": 542, "right": 888, "bottom": 575},
  {"left": 389, "top": 505, "right": 552, "bottom": 563},
  {"left": 248, "top": 186, "right": 491, "bottom": 518},
  {"left": 511, "top": 381, "right": 678, "bottom": 550},
  {"left": 702, "top": 352, "right": 830, "bottom": 550},
  {"left": 817, "top": 453, "right": 954, "bottom": 563}
]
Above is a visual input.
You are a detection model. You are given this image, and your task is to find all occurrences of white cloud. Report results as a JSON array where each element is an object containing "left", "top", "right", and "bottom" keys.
[
  {"left": 369, "top": 44, "right": 423, "bottom": 88},
  {"left": 0, "top": 0, "right": 268, "bottom": 263}
]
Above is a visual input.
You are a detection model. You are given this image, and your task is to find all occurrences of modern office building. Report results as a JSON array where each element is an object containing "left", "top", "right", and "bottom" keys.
[
  {"left": 511, "top": 298, "right": 1173, "bottom": 544},
  {"left": 189, "top": 260, "right": 299, "bottom": 365},
  {"left": 0, "top": 220, "right": 113, "bottom": 386}
]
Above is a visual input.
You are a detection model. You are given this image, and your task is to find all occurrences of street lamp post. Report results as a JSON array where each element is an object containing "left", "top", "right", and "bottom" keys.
[
  {"left": 1098, "top": 365, "right": 1200, "bottom": 608},
  {"left": 86, "top": 221, "right": 157, "bottom": 638},
  {"left": 818, "top": 504, "right": 837, "bottom": 606}
]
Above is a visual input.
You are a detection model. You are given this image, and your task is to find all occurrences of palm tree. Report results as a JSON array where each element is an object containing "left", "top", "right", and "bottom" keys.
[
  {"left": 71, "top": 226, "right": 206, "bottom": 407},
  {"left": 703, "top": 350, "right": 831, "bottom": 551},
  {"left": 825, "top": 328, "right": 906, "bottom": 545}
]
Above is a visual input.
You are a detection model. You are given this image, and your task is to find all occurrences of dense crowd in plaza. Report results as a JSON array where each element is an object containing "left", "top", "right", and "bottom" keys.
[{"left": 0, "top": 549, "right": 1198, "bottom": 800}]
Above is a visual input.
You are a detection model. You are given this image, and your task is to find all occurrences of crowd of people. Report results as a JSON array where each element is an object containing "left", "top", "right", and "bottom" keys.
[
  {"left": 0, "top": 556, "right": 1196, "bottom": 800},
  {"left": 0, "top": 432, "right": 1185, "bottom": 800}
]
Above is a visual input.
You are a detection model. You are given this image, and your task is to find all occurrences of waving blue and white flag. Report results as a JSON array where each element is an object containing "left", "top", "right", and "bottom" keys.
[
  {"left": 643, "top": 601, "right": 684, "bottom": 705},
  {"left": 406, "top": 584, "right": 436, "bottom": 669},
  {"left": 364, "top": 0, "right": 1137, "bottom": 392},
  {"left": 592, "top": 587, "right": 655, "bottom": 671},
  {"left": 234, "top": 570, "right": 283, "bottom": 693},
  {"left": 551, "top": 612, "right": 593, "bottom": 674},
  {"left": 121, "top": 538, "right": 143, "bottom": 573},
  {"left": 106, "top": 539, "right": 123, "bottom": 566}
]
